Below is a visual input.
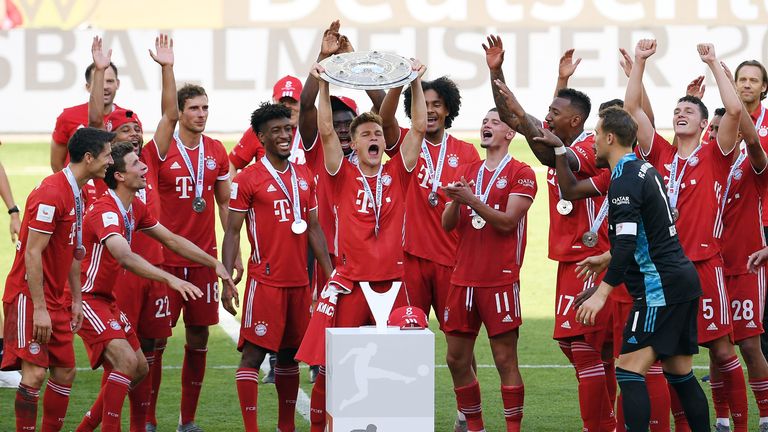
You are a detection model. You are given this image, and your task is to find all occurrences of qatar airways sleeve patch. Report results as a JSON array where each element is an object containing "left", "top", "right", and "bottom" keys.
[
  {"left": 102, "top": 211, "right": 119, "bottom": 228},
  {"left": 230, "top": 182, "right": 239, "bottom": 200},
  {"left": 36, "top": 204, "right": 55, "bottom": 223}
]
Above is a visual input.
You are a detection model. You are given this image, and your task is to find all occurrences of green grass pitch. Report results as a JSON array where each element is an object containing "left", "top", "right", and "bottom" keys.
[{"left": 0, "top": 138, "right": 754, "bottom": 430}]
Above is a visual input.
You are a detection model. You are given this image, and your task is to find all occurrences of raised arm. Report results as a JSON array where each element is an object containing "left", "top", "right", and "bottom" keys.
[
  {"left": 698, "top": 44, "right": 742, "bottom": 154},
  {"left": 312, "top": 64, "right": 344, "bottom": 174},
  {"left": 619, "top": 48, "right": 655, "bottom": 126},
  {"left": 400, "top": 60, "right": 427, "bottom": 171},
  {"left": 88, "top": 36, "right": 112, "bottom": 129},
  {"left": 484, "top": 35, "right": 522, "bottom": 131},
  {"left": 555, "top": 49, "right": 581, "bottom": 98},
  {"left": 299, "top": 20, "right": 341, "bottom": 148},
  {"left": 624, "top": 39, "right": 657, "bottom": 154},
  {"left": 532, "top": 128, "right": 600, "bottom": 199},
  {"left": 379, "top": 84, "right": 403, "bottom": 149},
  {"left": 739, "top": 94, "right": 768, "bottom": 172},
  {"left": 149, "top": 34, "right": 178, "bottom": 158}
]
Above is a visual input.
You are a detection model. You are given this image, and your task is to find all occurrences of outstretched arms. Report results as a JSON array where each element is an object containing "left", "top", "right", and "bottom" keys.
[
  {"left": 623, "top": 39, "right": 657, "bottom": 155},
  {"left": 400, "top": 60, "right": 428, "bottom": 171},
  {"left": 698, "top": 44, "right": 742, "bottom": 155},
  {"left": 148, "top": 34, "right": 178, "bottom": 158}
]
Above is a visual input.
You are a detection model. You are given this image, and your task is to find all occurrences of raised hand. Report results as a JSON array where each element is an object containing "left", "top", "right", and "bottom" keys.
[
  {"left": 320, "top": 20, "right": 341, "bottom": 58},
  {"left": 697, "top": 43, "right": 716, "bottom": 64},
  {"left": 686, "top": 76, "right": 706, "bottom": 99},
  {"left": 149, "top": 33, "right": 174, "bottom": 67},
  {"left": 494, "top": 79, "right": 526, "bottom": 118},
  {"left": 309, "top": 62, "right": 326, "bottom": 80},
  {"left": 338, "top": 35, "right": 354, "bottom": 54},
  {"left": 721, "top": 61, "right": 735, "bottom": 84},
  {"left": 558, "top": 49, "right": 582, "bottom": 79},
  {"left": 411, "top": 58, "right": 427, "bottom": 79},
  {"left": 532, "top": 127, "right": 566, "bottom": 148},
  {"left": 91, "top": 36, "right": 112, "bottom": 70},
  {"left": 618, "top": 48, "right": 633, "bottom": 78},
  {"left": 482, "top": 34, "right": 505, "bottom": 70},
  {"left": 634, "top": 39, "right": 656, "bottom": 60}
]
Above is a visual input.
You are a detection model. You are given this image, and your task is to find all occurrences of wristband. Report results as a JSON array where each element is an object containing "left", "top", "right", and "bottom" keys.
[
  {"left": 8, "top": 205, "right": 19, "bottom": 215},
  {"left": 553, "top": 146, "right": 567, "bottom": 155}
]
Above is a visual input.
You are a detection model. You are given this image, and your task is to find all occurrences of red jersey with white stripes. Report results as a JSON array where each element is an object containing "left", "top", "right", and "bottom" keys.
[
  {"left": 638, "top": 132, "right": 732, "bottom": 262},
  {"left": 4, "top": 172, "right": 82, "bottom": 309},
  {"left": 722, "top": 147, "right": 768, "bottom": 275},
  {"left": 330, "top": 153, "right": 412, "bottom": 281},
  {"left": 450, "top": 158, "right": 537, "bottom": 287},
  {"left": 81, "top": 193, "right": 158, "bottom": 300},
  {"left": 51, "top": 103, "right": 123, "bottom": 165},
  {"left": 229, "top": 161, "right": 317, "bottom": 286},
  {"left": 401, "top": 128, "right": 481, "bottom": 267},
  {"left": 546, "top": 132, "right": 610, "bottom": 261},
  {"left": 749, "top": 104, "right": 768, "bottom": 226},
  {"left": 143, "top": 135, "right": 229, "bottom": 267}
]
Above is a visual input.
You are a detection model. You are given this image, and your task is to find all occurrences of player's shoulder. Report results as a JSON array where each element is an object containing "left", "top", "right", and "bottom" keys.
[
  {"left": 202, "top": 134, "right": 226, "bottom": 151},
  {"left": 57, "top": 102, "right": 89, "bottom": 119},
  {"left": 234, "top": 162, "right": 265, "bottom": 182}
]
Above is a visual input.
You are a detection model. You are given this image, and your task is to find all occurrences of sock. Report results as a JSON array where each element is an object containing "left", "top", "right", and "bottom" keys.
[
  {"left": 571, "top": 341, "right": 613, "bottom": 432},
  {"left": 645, "top": 363, "right": 671, "bottom": 431},
  {"left": 710, "top": 379, "right": 730, "bottom": 422},
  {"left": 604, "top": 359, "right": 617, "bottom": 406},
  {"left": 41, "top": 379, "right": 71, "bottom": 432},
  {"left": 615, "top": 394, "right": 625, "bottom": 432},
  {"left": 309, "top": 366, "right": 326, "bottom": 432},
  {"left": 616, "top": 367, "right": 649, "bottom": 431},
  {"left": 750, "top": 378, "right": 768, "bottom": 417},
  {"left": 669, "top": 383, "right": 691, "bottom": 432},
  {"left": 718, "top": 356, "right": 748, "bottom": 431},
  {"left": 454, "top": 380, "right": 484, "bottom": 431},
  {"left": 665, "top": 371, "right": 711, "bottom": 432},
  {"left": 236, "top": 367, "right": 259, "bottom": 432},
  {"left": 76, "top": 366, "right": 111, "bottom": 432},
  {"left": 180, "top": 345, "right": 207, "bottom": 425},
  {"left": 147, "top": 344, "right": 165, "bottom": 426},
  {"left": 16, "top": 383, "right": 40, "bottom": 431},
  {"left": 275, "top": 363, "right": 300, "bottom": 432},
  {"left": 102, "top": 371, "right": 132, "bottom": 432},
  {"left": 129, "top": 355, "right": 153, "bottom": 432},
  {"left": 501, "top": 385, "right": 523, "bottom": 432}
]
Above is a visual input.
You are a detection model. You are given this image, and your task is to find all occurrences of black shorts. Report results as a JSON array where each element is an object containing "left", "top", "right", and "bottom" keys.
[{"left": 621, "top": 299, "right": 699, "bottom": 359}]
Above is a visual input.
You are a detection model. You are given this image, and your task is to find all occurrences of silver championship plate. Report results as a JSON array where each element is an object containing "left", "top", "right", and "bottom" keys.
[
  {"left": 556, "top": 199, "right": 573, "bottom": 215},
  {"left": 319, "top": 51, "right": 418, "bottom": 90},
  {"left": 192, "top": 197, "right": 207, "bottom": 213},
  {"left": 582, "top": 231, "right": 598, "bottom": 247}
]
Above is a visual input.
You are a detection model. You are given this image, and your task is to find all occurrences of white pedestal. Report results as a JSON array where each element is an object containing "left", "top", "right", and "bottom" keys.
[{"left": 326, "top": 327, "right": 435, "bottom": 432}]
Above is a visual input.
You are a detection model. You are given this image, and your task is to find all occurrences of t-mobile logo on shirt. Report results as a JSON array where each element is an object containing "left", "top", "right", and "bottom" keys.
[
  {"left": 175, "top": 177, "right": 194, "bottom": 199},
  {"left": 273, "top": 199, "right": 292, "bottom": 222},
  {"left": 355, "top": 190, "right": 373, "bottom": 214}
]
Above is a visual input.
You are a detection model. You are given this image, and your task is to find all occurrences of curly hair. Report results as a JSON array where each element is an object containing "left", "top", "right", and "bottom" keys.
[
  {"left": 250, "top": 102, "right": 292, "bottom": 135},
  {"left": 403, "top": 76, "right": 461, "bottom": 129}
]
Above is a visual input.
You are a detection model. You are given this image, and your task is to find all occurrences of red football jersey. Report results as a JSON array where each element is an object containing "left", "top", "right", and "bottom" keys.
[
  {"left": 229, "top": 128, "right": 266, "bottom": 170},
  {"left": 400, "top": 128, "right": 481, "bottom": 267},
  {"left": 81, "top": 193, "right": 158, "bottom": 300},
  {"left": 638, "top": 132, "right": 732, "bottom": 262},
  {"left": 229, "top": 161, "right": 317, "bottom": 286},
  {"left": 143, "top": 135, "right": 230, "bottom": 267},
  {"left": 721, "top": 148, "right": 768, "bottom": 275},
  {"left": 749, "top": 105, "right": 768, "bottom": 226},
  {"left": 450, "top": 158, "right": 537, "bottom": 287},
  {"left": 51, "top": 103, "right": 123, "bottom": 165},
  {"left": 4, "top": 172, "right": 83, "bottom": 309},
  {"left": 330, "top": 153, "right": 411, "bottom": 281},
  {"left": 546, "top": 133, "right": 610, "bottom": 262}
]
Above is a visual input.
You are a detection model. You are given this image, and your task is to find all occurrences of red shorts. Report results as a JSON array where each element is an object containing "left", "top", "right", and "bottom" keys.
[
  {"left": 403, "top": 252, "right": 453, "bottom": 328},
  {"left": 553, "top": 261, "right": 612, "bottom": 346},
  {"left": 238, "top": 279, "right": 311, "bottom": 352},
  {"left": 295, "top": 272, "right": 409, "bottom": 366},
  {"left": 165, "top": 266, "right": 219, "bottom": 327},
  {"left": 695, "top": 256, "right": 733, "bottom": 344},
  {"left": 443, "top": 283, "right": 522, "bottom": 338},
  {"left": 115, "top": 269, "right": 171, "bottom": 339},
  {"left": 2, "top": 294, "right": 76, "bottom": 370},
  {"left": 726, "top": 267, "right": 765, "bottom": 342},
  {"left": 79, "top": 296, "right": 140, "bottom": 369}
]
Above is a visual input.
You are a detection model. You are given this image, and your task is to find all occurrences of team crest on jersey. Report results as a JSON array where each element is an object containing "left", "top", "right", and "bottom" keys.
[
  {"left": 105, "top": 121, "right": 113, "bottom": 132},
  {"left": 443, "top": 307, "right": 449, "bottom": 323},
  {"left": 108, "top": 319, "right": 121, "bottom": 331},
  {"left": 760, "top": 126, "right": 768, "bottom": 137},
  {"left": 447, "top": 154, "right": 459, "bottom": 168},
  {"left": 254, "top": 322, "right": 268, "bottom": 336},
  {"left": 205, "top": 158, "right": 217, "bottom": 170},
  {"left": 381, "top": 174, "right": 393, "bottom": 186},
  {"left": 688, "top": 155, "right": 699, "bottom": 166},
  {"left": 496, "top": 177, "right": 508, "bottom": 189},
  {"left": 299, "top": 178, "right": 309, "bottom": 191},
  {"left": 733, "top": 169, "right": 743, "bottom": 180},
  {"left": 28, "top": 341, "right": 41, "bottom": 355}
]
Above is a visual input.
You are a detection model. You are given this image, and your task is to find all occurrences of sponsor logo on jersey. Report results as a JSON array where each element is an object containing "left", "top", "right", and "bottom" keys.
[
  {"left": 447, "top": 154, "right": 459, "bottom": 168},
  {"left": 626, "top": 336, "right": 638, "bottom": 344},
  {"left": 496, "top": 177, "right": 508, "bottom": 189},
  {"left": 638, "top": 164, "right": 650, "bottom": 179},
  {"left": 707, "top": 322, "right": 719, "bottom": 331},
  {"left": 170, "top": 161, "right": 182, "bottom": 170},
  {"left": 36, "top": 204, "right": 55, "bottom": 223},
  {"left": 747, "top": 320, "right": 757, "bottom": 329},
  {"left": 381, "top": 174, "right": 393, "bottom": 187},
  {"left": 267, "top": 184, "right": 277, "bottom": 193},
  {"left": 205, "top": 158, "right": 217, "bottom": 170},
  {"left": 102, "top": 211, "right": 119, "bottom": 228},
  {"left": 502, "top": 314, "right": 513, "bottom": 323},
  {"left": 299, "top": 178, "right": 309, "bottom": 191},
  {"left": 560, "top": 320, "right": 571, "bottom": 329},
  {"left": 517, "top": 178, "right": 535, "bottom": 189},
  {"left": 254, "top": 322, "right": 268, "bottom": 336},
  {"left": 611, "top": 196, "right": 630, "bottom": 205}
]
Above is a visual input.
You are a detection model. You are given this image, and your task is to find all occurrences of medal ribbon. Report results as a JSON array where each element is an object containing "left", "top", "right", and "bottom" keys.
[
  {"left": 261, "top": 158, "right": 302, "bottom": 225},
  {"left": 174, "top": 132, "right": 205, "bottom": 202},
  {"left": 755, "top": 105, "right": 766, "bottom": 131},
  {"left": 62, "top": 166, "right": 84, "bottom": 251},
  {"left": 475, "top": 154, "right": 512, "bottom": 208},
  {"left": 108, "top": 189, "right": 135, "bottom": 244},
  {"left": 356, "top": 165, "right": 383, "bottom": 235},
  {"left": 666, "top": 145, "right": 702, "bottom": 210},
  {"left": 288, "top": 130, "right": 305, "bottom": 164},
  {"left": 421, "top": 133, "right": 449, "bottom": 197}
]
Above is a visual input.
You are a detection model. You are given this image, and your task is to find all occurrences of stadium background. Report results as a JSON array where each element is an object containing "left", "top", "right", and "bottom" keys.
[{"left": 1, "top": 0, "right": 768, "bottom": 429}]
